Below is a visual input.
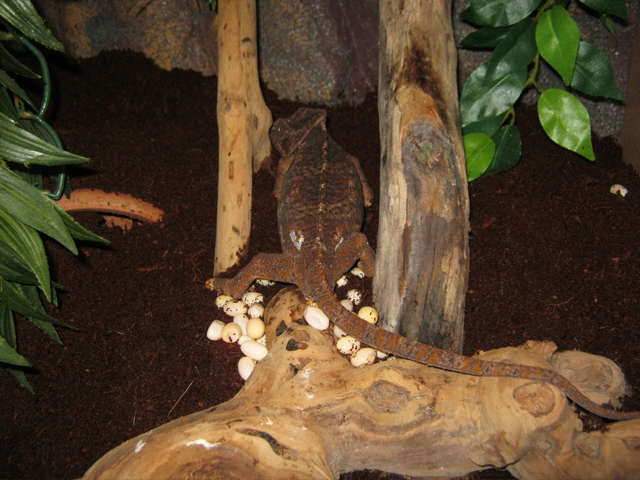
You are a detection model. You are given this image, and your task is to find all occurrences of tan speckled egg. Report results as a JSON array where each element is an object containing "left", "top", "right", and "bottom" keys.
[
  {"left": 246, "top": 318, "right": 266, "bottom": 339},
  {"left": 336, "top": 335, "right": 360, "bottom": 355},
  {"left": 247, "top": 303, "right": 265, "bottom": 319},
  {"left": 238, "top": 356, "right": 256, "bottom": 380},
  {"left": 223, "top": 300, "right": 247, "bottom": 317},
  {"left": 206, "top": 320, "right": 225, "bottom": 341},
  {"left": 215, "top": 294, "right": 233, "bottom": 308},
  {"left": 357, "top": 306, "right": 379, "bottom": 324},
  {"left": 242, "top": 291, "right": 264, "bottom": 306},
  {"left": 221, "top": 322, "right": 242, "bottom": 343},
  {"left": 350, "top": 347, "right": 377, "bottom": 367}
]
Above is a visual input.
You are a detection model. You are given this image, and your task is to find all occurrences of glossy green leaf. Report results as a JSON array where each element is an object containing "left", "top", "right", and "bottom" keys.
[
  {"left": 571, "top": 41, "right": 623, "bottom": 100},
  {"left": 0, "top": 86, "right": 21, "bottom": 122},
  {"left": 0, "top": 42, "right": 39, "bottom": 78},
  {"left": 0, "top": 70, "right": 36, "bottom": 110},
  {"left": 538, "top": 89, "right": 594, "bottom": 160},
  {"left": 0, "top": 112, "right": 89, "bottom": 166},
  {"left": 461, "top": 0, "right": 542, "bottom": 27},
  {"left": 0, "top": 241, "right": 38, "bottom": 284},
  {"left": 464, "top": 132, "right": 496, "bottom": 181},
  {"left": 53, "top": 202, "right": 109, "bottom": 244},
  {"left": 0, "top": 165, "right": 77, "bottom": 253},
  {"left": 486, "top": 18, "right": 537, "bottom": 77},
  {"left": 0, "top": 333, "right": 30, "bottom": 366},
  {"left": 0, "top": 0, "right": 64, "bottom": 51},
  {"left": 0, "top": 209, "right": 51, "bottom": 299},
  {"left": 579, "top": 0, "right": 627, "bottom": 20},
  {"left": 536, "top": 6, "right": 580, "bottom": 85},
  {"left": 460, "top": 62, "right": 526, "bottom": 126},
  {"left": 460, "top": 26, "right": 512, "bottom": 49},
  {"left": 482, "top": 125, "right": 521, "bottom": 177},
  {"left": 462, "top": 114, "right": 505, "bottom": 136}
]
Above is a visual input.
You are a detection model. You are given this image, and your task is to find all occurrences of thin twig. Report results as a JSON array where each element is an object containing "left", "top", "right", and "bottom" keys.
[{"left": 168, "top": 381, "right": 194, "bottom": 418}]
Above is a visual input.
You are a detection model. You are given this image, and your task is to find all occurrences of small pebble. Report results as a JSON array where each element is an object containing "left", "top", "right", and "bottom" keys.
[
  {"left": 238, "top": 356, "right": 256, "bottom": 380},
  {"left": 206, "top": 320, "right": 225, "bottom": 341},
  {"left": 304, "top": 305, "right": 330, "bottom": 330},
  {"left": 350, "top": 347, "right": 377, "bottom": 367},
  {"left": 221, "top": 322, "right": 242, "bottom": 343}
]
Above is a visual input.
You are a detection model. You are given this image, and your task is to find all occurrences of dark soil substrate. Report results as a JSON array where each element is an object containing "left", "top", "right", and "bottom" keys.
[{"left": 1, "top": 50, "right": 639, "bottom": 480}]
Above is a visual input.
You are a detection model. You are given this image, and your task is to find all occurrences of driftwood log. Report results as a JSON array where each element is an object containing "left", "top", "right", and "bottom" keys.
[
  {"left": 82, "top": 288, "right": 640, "bottom": 479},
  {"left": 375, "top": 0, "right": 469, "bottom": 353},
  {"left": 214, "top": 0, "right": 272, "bottom": 276}
]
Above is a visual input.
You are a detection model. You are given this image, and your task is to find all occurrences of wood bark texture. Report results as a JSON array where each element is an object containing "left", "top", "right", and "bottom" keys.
[
  {"left": 82, "top": 288, "right": 640, "bottom": 480},
  {"left": 214, "top": 0, "right": 272, "bottom": 275},
  {"left": 375, "top": 0, "right": 469, "bottom": 352}
]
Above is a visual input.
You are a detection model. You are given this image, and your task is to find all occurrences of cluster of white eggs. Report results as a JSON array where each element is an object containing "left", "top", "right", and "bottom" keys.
[{"left": 206, "top": 269, "right": 386, "bottom": 381}]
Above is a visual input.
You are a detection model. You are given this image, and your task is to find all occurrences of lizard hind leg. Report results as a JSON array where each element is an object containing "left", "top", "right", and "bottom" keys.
[
  {"left": 333, "top": 232, "right": 376, "bottom": 279},
  {"left": 206, "top": 253, "right": 297, "bottom": 300}
]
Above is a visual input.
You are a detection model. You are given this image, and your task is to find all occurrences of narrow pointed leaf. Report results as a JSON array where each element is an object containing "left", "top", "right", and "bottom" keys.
[
  {"left": 461, "top": 0, "right": 542, "bottom": 27},
  {"left": 8, "top": 368, "right": 35, "bottom": 393},
  {"left": 0, "top": 165, "right": 77, "bottom": 253},
  {"left": 0, "top": 241, "right": 38, "bottom": 284},
  {"left": 0, "top": 42, "right": 39, "bottom": 78},
  {"left": 0, "top": 0, "right": 64, "bottom": 51},
  {"left": 0, "top": 112, "right": 89, "bottom": 166},
  {"left": 0, "top": 334, "right": 31, "bottom": 366},
  {"left": 0, "top": 210, "right": 51, "bottom": 299},
  {"left": 538, "top": 89, "right": 594, "bottom": 160},
  {"left": 571, "top": 41, "right": 623, "bottom": 100},
  {"left": 20, "top": 283, "right": 74, "bottom": 333},
  {"left": 0, "top": 86, "right": 21, "bottom": 122},
  {"left": 0, "top": 301, "right": 16, "bottom": 346},
  {"left": 0, "top": 70, "right": 36, "bottom": 110},
  {"left": 464, "top": 132, "right": 496, "bottom": 181},
  {"left": 0, "top": 277, "right": 58, "bottom": 324},
  {"left": 536, "top": 6, "right": 580, "bottom": 85},
  {"left": 53, "top": 202, "right": 109, "bottom": 244},
  {"left": 579, "top": 0, "right": 627, "bottom": 20}
]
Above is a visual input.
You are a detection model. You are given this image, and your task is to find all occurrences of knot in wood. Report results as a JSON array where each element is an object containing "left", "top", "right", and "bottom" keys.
[
  {"left": 363, "top": 380, "right": 410, "bottom": 412},
  {"left": 513, "top": 382, "right": 556, "bottom": 417}
]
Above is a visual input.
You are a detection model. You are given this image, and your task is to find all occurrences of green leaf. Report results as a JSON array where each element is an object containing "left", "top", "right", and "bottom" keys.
[
  {"left": 0, "top": 112, "right": 89, "bottom": 166},
  {"left": 0, "top": 209, "right": 51, "bottom": 300},
  {"left": 536, "top": 6, "right": 580, "bottom": 85},
  {"left": 482, "top": 125, "right": 522, "bottom": 177},
  {"left": 601, "top": 14, "right": 617, "bottom": 38},
  {"left": 8, "top": 367, "right": 35, "bottom": 393},
  {"left": 0, "top": 301, "right": 16, "bottom": 346},
  {"left": 0, "top": 276, "right": 57, "bottom": 325},
  {"left": 0, "top": 241, "right": 38, "bottom": 284},
  {"left": 579, "top": 0, "right": 627, "bottom": 20},
  {"left": 0, "top": 70, "right": 36, "bottom": 110},
  {"left": 0, "top": 42, "right": 39, "bottom": 78},
  {"left": 486, "top": 18, "right": 537, "bottom": 77},
  {"left": 538, "top": 89, "right": 594, "bottom": 160},
  {"left": 19, "top": 283, "right": 70, "bottom": 342},
  {"left": 462, "top": 114, "right": 505, "bottom": 136},
  {"left": 53, "top": 202, "right": 109, "bottom": 244},
  {"left": 0, "top": 86, "right": 21, "bottom": 122},
  {"left": 571, "top": 41, "right": 623, "bottom": 100},
  {"left": 0, "top": 333, "right": 30, "bottom": 366},
  {"left": 464, "top": 132, "right": 496, "bottom": 181},
  {"left": 460, "top": 62, "right": 526, "bottom": 126},
  {"left": 0, "top": 0, "right": 64, "bottom": 51},
  {"left": 460, "top": 26, "right": 512, "bottom": 49},
  {"left": 461, "top": 0, "right": 542, "bottom": 27},
  {"left": 0, "top": 165, "right": 77, "bottom": 253}
]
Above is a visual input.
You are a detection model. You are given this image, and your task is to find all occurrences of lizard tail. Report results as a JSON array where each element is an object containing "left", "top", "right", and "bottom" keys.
[{"left": 316, "top": 291, "right": 639, "bottom": 421}]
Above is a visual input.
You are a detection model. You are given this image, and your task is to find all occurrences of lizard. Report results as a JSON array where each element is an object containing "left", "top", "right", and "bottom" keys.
[{"left": 207, "top": 107, "right": 639, "bottom": 421}]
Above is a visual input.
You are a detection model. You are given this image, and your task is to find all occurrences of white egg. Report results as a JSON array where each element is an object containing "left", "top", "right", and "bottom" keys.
[
  {"left": 347, "top": 289, "right": 362, "bottom": 305},
  {"left": 336, "top": 275, "right": 348, "bottom": 287},
  {"left": 333, "top": 324, "right": 347, "bottom": 338},
  {"left": 238, "top": 356, "right": 256, "bottom": 380},
  {"left": 247, "top": 303, "right": 265, "bottom": 319},
  {"left": 336, "top": 335, "right": 360, "bottom": 355},
  {"left": 357, "top": 306, "right": 379, "bottom": 324},
  {"left": 242, "top": 291, "right": 264, "bottom": 306},
  {"left": 304, "top": 305, "right": 330, "bottom": 330},
  {"left": 375, "top": 350, "right": 389, "bottom": 360},
  {"left": 215, "top": 294, "right": 233, "bottom": 308},
  {"left": 340, "top": 298, "right": 354, "bottom": 311},
  {"left": 246, "top": 317, "right": 266, "bottom": 339},
  {"left": 233, "top": 314, "right": 250, "bottom": 335},
  {"left": 237, "top": 334, "right": 253, "bottom": 345},
  {"left": 350, "top": 347, "right": 377, "bottom": 367},
  {"left": 206, "top": 320, "right": 225, "bottom": 341},
  {"left": 350, "top": 267, "right": 365, "bottom": 278},
  {"left": 223, "top": 300, "right": 247, "bottom": 317},
  {"left": 240, "top": 340, "right": 269, "bottom": 361},
  {"left": 221, "top": 322, "right": 242, "bottom": 343}
]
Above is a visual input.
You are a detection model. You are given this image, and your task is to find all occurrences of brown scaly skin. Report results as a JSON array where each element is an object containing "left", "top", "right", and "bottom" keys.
[{"left": 207, "top": 108, "right": 639, "bottom": 421}]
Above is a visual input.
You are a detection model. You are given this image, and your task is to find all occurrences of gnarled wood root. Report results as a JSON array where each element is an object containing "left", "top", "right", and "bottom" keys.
[{"left": 82, "top": 288, "right": 640, "bottom": 480}]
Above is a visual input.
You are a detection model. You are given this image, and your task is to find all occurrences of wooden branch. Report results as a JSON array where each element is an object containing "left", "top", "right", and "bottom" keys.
[
  {"left": 82, "top": 288, "right": 640, "bottom": 480},
  {"left": 375, "top": 0, "right": 469, "bottom": 352},
  {"left": 55, "top": 189, "right": 164, "bottom": 223},
  {"left": 214, "top": 0, "right": 272, "bottom": 275}
]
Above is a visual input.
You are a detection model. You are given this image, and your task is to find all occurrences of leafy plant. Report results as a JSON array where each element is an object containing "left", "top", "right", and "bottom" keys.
[
  {"left": 459, "top": 0, "right": 626, "bottom": 180},
  {"left": 0, "top": 0, "right": 107, "bottom": 391}
]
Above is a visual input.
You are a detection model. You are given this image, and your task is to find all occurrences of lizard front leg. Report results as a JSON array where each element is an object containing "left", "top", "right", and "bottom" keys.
[{"left": 206, "top": 253, "right": 297, "bottom": 299}]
